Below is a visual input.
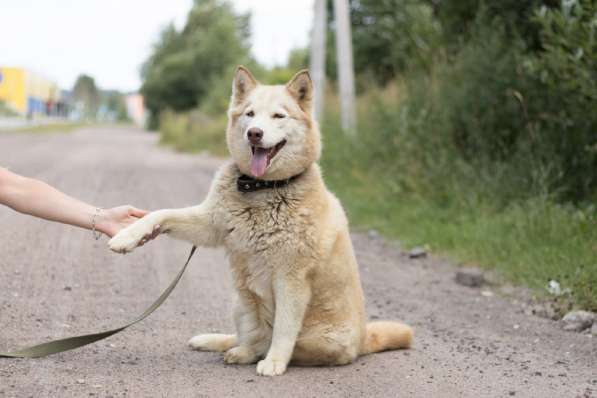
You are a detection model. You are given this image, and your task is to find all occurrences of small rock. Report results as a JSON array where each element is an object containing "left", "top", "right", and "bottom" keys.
[
  {"left": 481, "top": 290, "right": 494, "bottom": 297},
  {"left": 408, "top": 247, "right": 427, "bottom": 259},
  {"left": 455, "top": 268, "right": 485, "bottom": 288},
  {"left": 562, "top": 310, "right": 595, "bottom": 332},
  {"left": 76, "top": 379, "right": 85, "bottom": 385},
  {"left": 63, "top": 286, "right": 72, "bottom": 291}
]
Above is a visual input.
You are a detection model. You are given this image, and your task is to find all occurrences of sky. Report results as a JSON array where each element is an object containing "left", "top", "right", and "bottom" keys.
[{"left": 0, "top": 0, "right": 314, "bottom": 92}]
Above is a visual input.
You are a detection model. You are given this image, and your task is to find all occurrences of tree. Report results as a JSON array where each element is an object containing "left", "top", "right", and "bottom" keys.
[
  {"left": 141, "top": 0, "right": 251, "bottom": 128},
  {"left": 324, "top": 0, "right": 441, "bottom": 86},
  {"left": 72, "top": 74, "right": 100, "bottom": 118}
]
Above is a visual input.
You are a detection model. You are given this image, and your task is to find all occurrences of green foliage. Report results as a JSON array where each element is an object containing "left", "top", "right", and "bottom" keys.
[
  {"left": 318, "top": 0, "right": 597, "bottom": 309},
  {"left": 430, "top": 0, "right": 559, "bottom": 50},
  {"left": 351, "top": 0, "right": 442, "bottom": 81},
  {"left": 141, "top": 0, "right": 251, "bottom": 128},
  {"left": 159, "top": 109, "right": 228, "bottom": 156},
  {"left": 320, "top": 90, "right": 597, "bottom": 311},
  {"left": 383, "top": 0, "right": 597, "bottom": 203},
  {"left": 263, "top": 48, "right": 311, "bottom": 85},
  {"left": 325, "top": 0, "right": 442, "bottom": 85},
  {"left": 523, "top": 0, "right": 597, "bottom": 200}
]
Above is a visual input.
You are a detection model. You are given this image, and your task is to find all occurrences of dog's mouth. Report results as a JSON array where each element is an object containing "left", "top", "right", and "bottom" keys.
[{"left": 250, "top": 139, "right": 287, "bottom": 177}]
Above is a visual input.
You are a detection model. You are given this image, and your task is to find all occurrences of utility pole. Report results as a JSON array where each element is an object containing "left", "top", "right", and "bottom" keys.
[
  {"left": 333, "top": 0, "right": 356, "bottom": 134},
  {"left": 310, "top": 0, "right": 327, "bottom": 121}
]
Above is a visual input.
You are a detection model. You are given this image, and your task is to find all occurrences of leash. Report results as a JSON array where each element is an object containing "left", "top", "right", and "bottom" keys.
[{"left": 0, "top": 246, "right": 197, "bottom": 358}]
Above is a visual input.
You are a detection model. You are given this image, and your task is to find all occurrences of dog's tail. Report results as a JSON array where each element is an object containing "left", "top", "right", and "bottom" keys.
[{"left": 360, "top": 321, "right": 413, "bottom": 355}]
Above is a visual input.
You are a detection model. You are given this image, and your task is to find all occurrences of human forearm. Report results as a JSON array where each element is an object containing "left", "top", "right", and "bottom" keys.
[
  {"left": 0, "top": 170, "right": 100, "bottom": 230},
  {"left": 0, "top": 168, "right": 150, "bottom": 238}
]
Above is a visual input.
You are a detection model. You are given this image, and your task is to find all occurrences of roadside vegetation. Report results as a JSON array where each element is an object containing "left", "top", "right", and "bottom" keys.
[
  {"left": 142, "top": 0, "right": 597, "bottom": 311},
  {"left": 0, "top": 122, "right": 86, "bottom": 134}
]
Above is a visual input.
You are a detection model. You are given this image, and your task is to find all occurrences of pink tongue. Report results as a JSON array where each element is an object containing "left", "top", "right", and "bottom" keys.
[{"left": 250, "top": 148, "right": 269, "bottom": 177}]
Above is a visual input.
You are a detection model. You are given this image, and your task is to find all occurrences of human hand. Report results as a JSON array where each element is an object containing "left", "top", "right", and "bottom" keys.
[{"left": 97, "top": 205, "right": 161, "bottom": 242}]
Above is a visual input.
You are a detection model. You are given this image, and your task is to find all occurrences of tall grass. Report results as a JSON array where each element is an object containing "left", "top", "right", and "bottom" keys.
[{"left": 319, "top": 82, "right": 597, "bottom": 312}]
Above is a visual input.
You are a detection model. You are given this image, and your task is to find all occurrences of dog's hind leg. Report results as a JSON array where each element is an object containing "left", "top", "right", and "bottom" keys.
[{"left": 188, "top": 334, "right": 237, "bottom": 352}]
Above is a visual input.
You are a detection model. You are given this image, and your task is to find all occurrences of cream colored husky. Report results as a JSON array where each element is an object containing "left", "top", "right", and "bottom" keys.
[{"left": 108, "top": 66, "right": 412, "bottom": 376}]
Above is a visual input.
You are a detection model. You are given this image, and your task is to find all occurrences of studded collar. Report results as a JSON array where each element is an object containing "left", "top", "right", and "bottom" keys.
[{"left": 236, "top": 173, "right": 302, "bottom": 193}]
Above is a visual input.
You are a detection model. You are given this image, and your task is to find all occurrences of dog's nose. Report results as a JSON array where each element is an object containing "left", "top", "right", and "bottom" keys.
[{"left": 247, "top": 128, "right": 263, "bottom": 145}]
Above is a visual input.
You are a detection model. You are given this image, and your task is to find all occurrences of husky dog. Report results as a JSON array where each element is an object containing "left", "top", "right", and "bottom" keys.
[{"left": 108, "top": 67, "right": 412, "bottom": 376}]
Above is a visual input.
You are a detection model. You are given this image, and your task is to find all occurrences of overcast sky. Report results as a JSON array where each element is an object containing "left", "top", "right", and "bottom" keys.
[{"left": 0, "top": 0, "right": 314, "bottom": 92}]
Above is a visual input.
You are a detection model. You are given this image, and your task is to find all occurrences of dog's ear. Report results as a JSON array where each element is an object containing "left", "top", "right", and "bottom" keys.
[
  {"left": 286, "top": 70, "right": 313, "bottom": 112},
  {"left": 232, "top": 66, "right": 258, "bottom": 104}
]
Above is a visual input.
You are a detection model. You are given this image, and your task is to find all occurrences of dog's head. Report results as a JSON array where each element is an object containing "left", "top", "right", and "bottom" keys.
[{"left": 226, "top": 66, "right": 321, "bottom": 180}]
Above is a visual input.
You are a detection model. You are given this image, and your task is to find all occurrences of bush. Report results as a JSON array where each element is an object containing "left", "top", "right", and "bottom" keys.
[
  {"left": 385, "top": 0, "right": 597, "bottom": 204},
  {"left": 432, "top": 0, "right": 559, "bottom": 50},
  {"left": 159, "top": 109, "right": 228, "bottom": 156},
  {"left": 522, "top": 0, "right": 597, "bottom": 200}
]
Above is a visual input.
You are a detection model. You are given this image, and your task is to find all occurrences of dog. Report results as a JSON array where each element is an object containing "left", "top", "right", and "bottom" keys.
[{"left": 108, "top": 66, "right": 412, "bottom": 376}]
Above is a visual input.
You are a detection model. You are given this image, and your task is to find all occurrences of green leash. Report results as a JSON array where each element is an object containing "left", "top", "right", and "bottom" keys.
[{"left": 0, "top": 246, "right": 196, "bottom": 358}]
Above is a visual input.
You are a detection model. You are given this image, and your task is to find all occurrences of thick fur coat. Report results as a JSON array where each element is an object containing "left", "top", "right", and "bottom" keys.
[{"left": 108, "top": 67, "right": 412, "bottom": 376}]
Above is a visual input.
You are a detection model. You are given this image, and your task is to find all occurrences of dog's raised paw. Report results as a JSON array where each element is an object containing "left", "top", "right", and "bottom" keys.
[
  {"left": 108, "top": 230, "right": 140, "bottom": 254},
  {"left": 256, "top": 357, "right": 287, "bottom": 376}
]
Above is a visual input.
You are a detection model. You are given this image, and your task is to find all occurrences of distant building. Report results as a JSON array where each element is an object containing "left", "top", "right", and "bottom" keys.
[
  {"left": 125, "top": 94, "right": 146, "bottom": 126},
  {"left": 0, "top": 67, "right": 68, "bottom": 117}
]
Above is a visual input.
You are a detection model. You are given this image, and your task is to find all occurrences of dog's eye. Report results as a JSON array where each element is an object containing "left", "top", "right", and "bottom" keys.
[
  {"left": 272, "top": 113, "right": 286, "bottom": 119},
  {"left": 246, "top": 110, "right": 255, "bottom": 117}
]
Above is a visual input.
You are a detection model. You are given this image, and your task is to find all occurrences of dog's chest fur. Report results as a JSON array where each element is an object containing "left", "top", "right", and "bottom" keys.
[{"left": 219, "top": 175, "right": 317, "bottom": 301}]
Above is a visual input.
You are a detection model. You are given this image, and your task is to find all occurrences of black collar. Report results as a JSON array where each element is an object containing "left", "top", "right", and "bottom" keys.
[{"left": 237, "top": 173, "right": 301, "bottom": 193}]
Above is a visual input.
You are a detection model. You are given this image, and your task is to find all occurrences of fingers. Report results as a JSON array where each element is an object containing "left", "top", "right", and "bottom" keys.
[{"left": 128, "top": 206, "right": 149, "bottom": 218}]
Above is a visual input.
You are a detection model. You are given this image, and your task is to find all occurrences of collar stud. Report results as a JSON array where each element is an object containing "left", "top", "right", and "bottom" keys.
[{"left": 237, "top": 173, "right": 301, "bottom": 193}]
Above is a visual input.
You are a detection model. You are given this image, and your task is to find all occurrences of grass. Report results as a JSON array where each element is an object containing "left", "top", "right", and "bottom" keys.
[
  {"left": 0, "top": 122, "right": 87, "bottom": 134},
  {"left": 322, "top": 163, "right": 597, "bottom": 312}
]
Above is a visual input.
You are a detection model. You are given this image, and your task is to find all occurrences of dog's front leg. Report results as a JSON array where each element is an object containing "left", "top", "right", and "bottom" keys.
[
  {"left": 256, "top": 268, "right": 311, "bottom": 376},
  {"left": 108, "top": 202, "right": 222, "bottom": 253}
]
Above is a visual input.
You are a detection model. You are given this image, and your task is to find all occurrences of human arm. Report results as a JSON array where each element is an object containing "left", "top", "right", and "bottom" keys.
[{"left": 0, "top": 168, "right": 154, "bottom": 238}]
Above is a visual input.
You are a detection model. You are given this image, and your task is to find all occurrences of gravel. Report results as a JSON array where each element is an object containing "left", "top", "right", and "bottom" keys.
[{"left": 0, "top": 127, "right": 595, "bottom": 398}]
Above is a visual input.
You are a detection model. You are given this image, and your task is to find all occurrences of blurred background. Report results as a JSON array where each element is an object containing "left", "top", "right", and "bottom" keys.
[{"left": 1, "top": 0, "right": 595, "bottom": 311}]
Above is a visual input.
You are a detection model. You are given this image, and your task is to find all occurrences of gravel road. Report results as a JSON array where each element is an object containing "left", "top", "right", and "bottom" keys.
[{"left": 0, "top": 127, "right": 595, "bottom": 397}]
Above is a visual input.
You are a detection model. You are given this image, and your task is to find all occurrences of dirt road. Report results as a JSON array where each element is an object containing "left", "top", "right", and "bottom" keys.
[{"left": 0, "top": 127, "right": 594, "bottom": 397}]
